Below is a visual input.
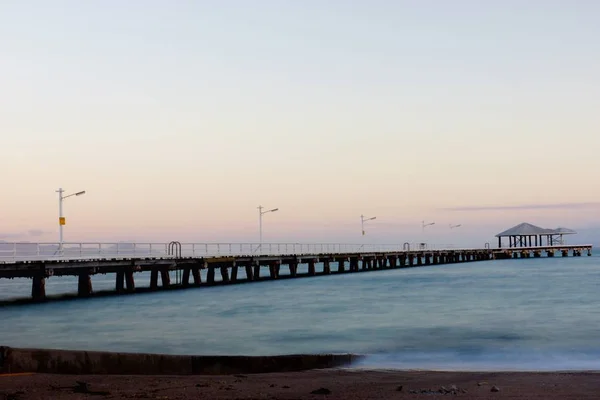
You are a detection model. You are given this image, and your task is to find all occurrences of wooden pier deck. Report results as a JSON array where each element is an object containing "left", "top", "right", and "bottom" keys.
[{"left": 0, "top": 242, "right": 592, "bottom": 303}]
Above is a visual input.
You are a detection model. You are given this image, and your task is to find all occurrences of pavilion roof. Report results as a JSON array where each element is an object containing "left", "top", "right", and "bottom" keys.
[
  {"left": 495, "top": 222, "right": 556, "bottom": 237},
  {"left": 552, "top": 227, "right": 577, "bottom": 235}
]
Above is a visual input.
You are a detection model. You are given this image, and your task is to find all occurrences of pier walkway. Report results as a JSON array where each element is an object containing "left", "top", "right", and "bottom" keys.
[{"left": 0, "top": 242, "right": 592, "bottom": 303}]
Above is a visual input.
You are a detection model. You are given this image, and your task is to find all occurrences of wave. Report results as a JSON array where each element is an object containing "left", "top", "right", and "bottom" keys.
[{"left": 354, "top": 349, "right": 600, "bottom": 371}]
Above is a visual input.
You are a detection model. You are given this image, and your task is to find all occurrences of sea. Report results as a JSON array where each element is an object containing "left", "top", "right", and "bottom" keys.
[{"left": 1, "top": 255, "right": 600, "bottom": 371}]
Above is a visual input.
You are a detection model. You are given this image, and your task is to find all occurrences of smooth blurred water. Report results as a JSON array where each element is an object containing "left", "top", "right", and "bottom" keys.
[{"left": 1, "top": 256, "right": 600, "bottom": 371}]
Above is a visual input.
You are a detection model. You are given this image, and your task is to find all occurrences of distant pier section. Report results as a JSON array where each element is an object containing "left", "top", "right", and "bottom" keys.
[
  {"left": 0, "top": 222, "right": 592, "bottom": 303},
  {"left": 494, "top": 222, "right": 592, "bottom": 258}
]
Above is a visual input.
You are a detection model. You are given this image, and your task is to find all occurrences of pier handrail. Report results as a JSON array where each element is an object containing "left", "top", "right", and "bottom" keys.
[{"left": 0, "top": 241, "right": 480, "bottom": 262}]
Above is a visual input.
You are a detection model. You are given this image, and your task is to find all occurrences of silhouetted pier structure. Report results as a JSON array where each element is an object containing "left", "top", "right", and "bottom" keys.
[{"left": 0, "top": 241, "right": 592, "bottom": 302}]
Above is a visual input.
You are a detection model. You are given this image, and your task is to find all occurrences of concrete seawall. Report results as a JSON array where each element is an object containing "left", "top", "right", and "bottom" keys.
[{"left": 0, "top": 346, "right": 361, "bottom": 375}]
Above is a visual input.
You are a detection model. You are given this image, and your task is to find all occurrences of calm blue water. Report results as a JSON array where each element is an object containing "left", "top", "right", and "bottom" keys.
[{"left": 1, "top": 256, "right": 600, "bottom": 371}]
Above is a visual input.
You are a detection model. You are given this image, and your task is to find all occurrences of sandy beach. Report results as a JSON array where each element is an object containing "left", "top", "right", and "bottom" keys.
[{"left": 2, "top": 369, "right": 600, "bottom": 399}]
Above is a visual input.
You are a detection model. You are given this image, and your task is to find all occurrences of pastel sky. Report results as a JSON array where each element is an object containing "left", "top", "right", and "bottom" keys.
[{"left": 2, "top": 0, "right": 599, "bottom": 247}]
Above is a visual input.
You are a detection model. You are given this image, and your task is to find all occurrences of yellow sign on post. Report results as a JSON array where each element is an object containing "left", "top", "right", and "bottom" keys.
[{"left": 59, "top": 217, "right": 66, "bottom": 225}]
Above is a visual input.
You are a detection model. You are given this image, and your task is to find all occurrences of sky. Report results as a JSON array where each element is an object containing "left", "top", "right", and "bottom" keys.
[{"left": 1, "top": 0, "right": 599, "bottom": 247}]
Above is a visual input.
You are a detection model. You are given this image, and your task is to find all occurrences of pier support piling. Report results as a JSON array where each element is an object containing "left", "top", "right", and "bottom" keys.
[
  {"left": 288, "top": 261, "right": 298, "bottom": 277},
  {"left": 150, "top": 270, "right": 159, "bottom": 289},
  {"left": 220, "top": 265, "right": 230, "bottom": 282},
  {"left": 253, "top": 263, "right": 260, "bottom": 280},
  {"left": 308, "top": 260, "right": 316, "bottom": 276},
  {"left": 388, "top": 256, "right": 397, "bottom": 268},
  {"left": 207, "top": 267, "right": 215, "bottom": 284},
  {"left": 116, "top": 271, "right": 125, "bottom": 292},
  {"left": 160, "top": 268, "right": 171, "bottom": 288},
  {"left": 269, "top": 262, "right": 279, "bottom": 279},
  {"left": 192, "top": 266, "right": 202, "bottom": 285},
  {"left": 31, "top": 275, "right": 46, "bottom": 301},
  {"left": 182, "top": 268, "right": 191, "bottom": 286},
  {"left": 77, "top": 272, "right": 92, "bottom": 297},
  {"left": 125, "top": 270, "right": 135, "bottom": 292},
  {"left": 245, "top": 265, "right": 254, "bottom": 281}
]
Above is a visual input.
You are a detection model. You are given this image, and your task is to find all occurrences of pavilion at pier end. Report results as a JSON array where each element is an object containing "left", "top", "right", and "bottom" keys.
[{"left": 495, "top": 222, "right": 578, "bottom": 248}]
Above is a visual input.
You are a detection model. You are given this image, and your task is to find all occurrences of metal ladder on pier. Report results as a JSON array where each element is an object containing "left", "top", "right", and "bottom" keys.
[{"left": 168, "top": 241, "right": 182, "bottom": 285}]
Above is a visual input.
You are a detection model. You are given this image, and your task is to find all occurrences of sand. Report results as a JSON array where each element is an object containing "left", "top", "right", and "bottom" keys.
[{"left": 2, "top": 369, "right": 600, "bottom": 399}]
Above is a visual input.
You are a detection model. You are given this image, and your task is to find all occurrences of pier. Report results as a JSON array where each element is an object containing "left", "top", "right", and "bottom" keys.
[{"left": 0, "top": 241, "right": 592, "bottom": 303}]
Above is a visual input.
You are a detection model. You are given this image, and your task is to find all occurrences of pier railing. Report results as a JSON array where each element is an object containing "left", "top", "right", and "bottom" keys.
[{"left": 0, "top": 241, "right": 466, "bottom": 262}]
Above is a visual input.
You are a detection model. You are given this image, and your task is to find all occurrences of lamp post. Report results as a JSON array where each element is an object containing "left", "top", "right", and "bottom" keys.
[
  {"left": 361, "top": 215, "right": 376, "bottom": 236},
  {"left": 258, "top": 205, "right": 278, "bottom": 253},
  {"left": 420, "top": 220, "right": 435, "bottom": 250},
  {"left": 422, "top": 220, "right": 435, "bottom": 232},
  {"left": 449, "top": 224, "right": 462, "bottom": 229},
  {"left": 56, "top": 188, "right": 86, "bottom": 252}
]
